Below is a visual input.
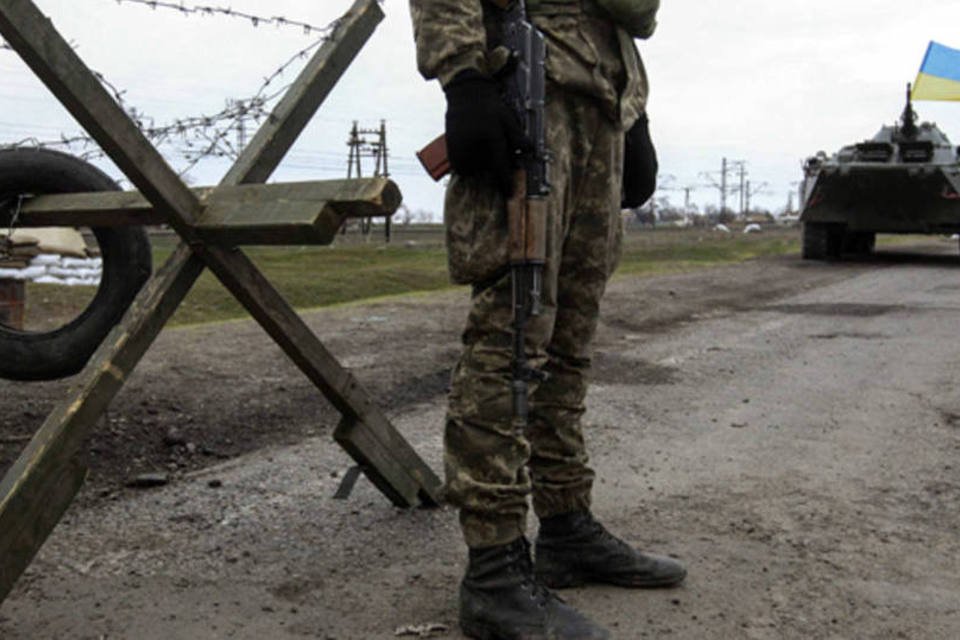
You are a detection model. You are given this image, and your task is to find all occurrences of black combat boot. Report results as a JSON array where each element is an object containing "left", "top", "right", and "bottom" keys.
[
  {"left": 460, "top": 536, "right": 610, "bottom": 640},
  {"left": 535, "top": 511, "right": 686, "bottom": 589}
]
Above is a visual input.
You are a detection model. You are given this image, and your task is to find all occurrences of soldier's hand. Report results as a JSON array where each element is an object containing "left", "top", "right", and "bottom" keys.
[
  {"left": 443, "top": 69, "right": 527, "bottom": 197},
  {"left": 622, "top": 113, "right": 658, "bottom": 208}
]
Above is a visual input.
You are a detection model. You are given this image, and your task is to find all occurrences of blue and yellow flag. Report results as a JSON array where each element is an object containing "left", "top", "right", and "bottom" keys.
[{"left": 912, "top": 41, "right": 960, "bottom": 101}]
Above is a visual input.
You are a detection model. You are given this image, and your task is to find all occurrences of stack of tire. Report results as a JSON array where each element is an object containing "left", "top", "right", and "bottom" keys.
[{"left": 0, "top": 149, "right": 152, "bottom": 381}]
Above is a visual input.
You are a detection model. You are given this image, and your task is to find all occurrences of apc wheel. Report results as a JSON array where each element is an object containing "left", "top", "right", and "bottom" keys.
[
  {"left": 0, "top": 148, "right": 152, "bottom": 381},
  {"left": 842, "top": 232, "right": 876, "bottom": 255},
  {"left": 802, "top": 222, "right": 826, "bottom": 259},
  {"left": 802, "top": 222, "right": 844, "bottom": 260}
]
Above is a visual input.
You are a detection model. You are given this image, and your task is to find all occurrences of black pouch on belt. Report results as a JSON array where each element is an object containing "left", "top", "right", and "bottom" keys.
[{"left": 621, "top": 113, "right": 657, "bottom": 208}]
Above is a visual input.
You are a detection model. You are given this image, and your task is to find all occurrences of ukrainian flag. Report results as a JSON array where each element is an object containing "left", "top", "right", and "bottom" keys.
[{"left": 912, "top": 41, "right": 960, "bottom": 101}]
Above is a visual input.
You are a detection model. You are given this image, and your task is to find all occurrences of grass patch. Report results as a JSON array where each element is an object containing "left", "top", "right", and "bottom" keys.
[
  {"left": 13, "top": 225, "right": 807, "bottom": 328},
  {"left": 149, "top": 234, "right": 452, "bottom": 326},
  {"left": 160, "top": 227, "right": 802, "bottom": 325},
  {"left": 617, "top": 227, "right": 800, "bottom": 277}
]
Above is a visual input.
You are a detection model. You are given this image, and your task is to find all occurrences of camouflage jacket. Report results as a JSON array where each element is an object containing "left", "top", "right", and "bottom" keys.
[{"left": 409, "top": 0, "right": 651, "bottom": 128}]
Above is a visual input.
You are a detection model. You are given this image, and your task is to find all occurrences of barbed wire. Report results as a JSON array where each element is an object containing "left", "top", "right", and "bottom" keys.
[
  {"left": 4, "top": 0, "right": 339, "bottom": 53},
  {"left": 0, "top": 32, "right": 328, "bottom": 175},
  {"left": 0, "top": 3, "right": 344, "bottom": 173},
  {"left": 112, "top": 0, "right": 337, "bottom": 36}
]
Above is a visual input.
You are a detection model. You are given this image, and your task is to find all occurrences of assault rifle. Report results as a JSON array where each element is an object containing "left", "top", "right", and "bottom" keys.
[{"left": 417, "top": 0, "right": 549, "bottom": 431}]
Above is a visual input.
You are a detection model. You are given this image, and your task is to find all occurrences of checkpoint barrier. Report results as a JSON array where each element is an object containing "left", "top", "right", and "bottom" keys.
[{"left": 0, "top": 0, "right": 442, "bottom": 604}]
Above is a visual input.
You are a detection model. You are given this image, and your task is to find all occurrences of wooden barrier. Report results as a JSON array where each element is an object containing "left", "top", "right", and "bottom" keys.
[{"left": 0, "top": 0, "right": 442, "bottom": 604}]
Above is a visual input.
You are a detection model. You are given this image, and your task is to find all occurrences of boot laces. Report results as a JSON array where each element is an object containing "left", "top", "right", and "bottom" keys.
[
  {"left": 587, "top": 518, "right": 632, "bottom": 554},
  {"left": 511, "top": 538, "right": 560, "bottom": 608}
]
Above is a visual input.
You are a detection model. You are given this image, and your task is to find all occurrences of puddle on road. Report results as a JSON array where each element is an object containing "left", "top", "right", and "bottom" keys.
[
  {"left": 938, "top": 410, "right": 960, "bottom": 430},
  {"left": 808, "top": 332, "right": 890, "bottom": 341},
  {"left": 927, "top": 283, "right": 960, "bottom": 293},
  {"left": 762, "top": 302, "right": 908, "bottom": 317}
]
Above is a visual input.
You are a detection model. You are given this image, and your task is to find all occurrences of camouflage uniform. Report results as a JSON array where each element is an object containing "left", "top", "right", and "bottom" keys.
[{"left": 410, "top": 0, "right": 652, "bottom": 548}]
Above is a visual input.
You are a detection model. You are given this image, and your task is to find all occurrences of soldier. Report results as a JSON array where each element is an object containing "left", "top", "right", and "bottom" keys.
[{"left": 409, "top": 0, "right": 686, "bottom": 637}]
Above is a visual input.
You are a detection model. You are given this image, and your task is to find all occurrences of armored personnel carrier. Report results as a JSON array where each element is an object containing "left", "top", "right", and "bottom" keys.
[{"left": 800, "top": 87, "right": 960, "bottom": 259}]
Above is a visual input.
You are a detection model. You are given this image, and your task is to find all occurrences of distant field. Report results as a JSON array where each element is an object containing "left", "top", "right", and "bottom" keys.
[
  {"left": 17, "top": 223, "right": 817, "bottom": 328},
  {"left": 616, "top": 226, "right": 800, "bottom": 276},
  {"left": 153, "top": 224, "right": 807, "bottom": 326},
  {"left": 151, "top": 227, "right": 450, "bottom": 326}
]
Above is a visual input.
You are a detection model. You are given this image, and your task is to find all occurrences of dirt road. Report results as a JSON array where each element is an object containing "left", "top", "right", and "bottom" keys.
[{"left": 1, "top": 242, "right": 958, "bottom": 639}]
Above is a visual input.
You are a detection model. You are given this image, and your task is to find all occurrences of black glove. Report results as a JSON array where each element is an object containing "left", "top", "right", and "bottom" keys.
[
  {"left": 622, "top": 113, "right": 658, "bottom": 208},
  {"left": 444, "top": 69, "right": 528, "bottom": 197}
]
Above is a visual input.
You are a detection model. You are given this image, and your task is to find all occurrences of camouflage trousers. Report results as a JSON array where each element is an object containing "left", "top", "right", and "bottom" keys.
[{"left": 443, "top": 84, "right": 624, "bottom": 548}]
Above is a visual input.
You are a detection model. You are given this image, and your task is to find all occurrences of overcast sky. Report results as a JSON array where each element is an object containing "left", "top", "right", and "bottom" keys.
[{"left": 3, "top": 0, "right": 960, "bottom": 218}]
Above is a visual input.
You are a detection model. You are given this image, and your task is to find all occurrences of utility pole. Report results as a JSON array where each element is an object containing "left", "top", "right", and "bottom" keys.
[
  {"left": 227, "top": 98, "right": 248, "bottom": 154},
  {"left": 347, "top": 121, "right": 363, "bottom": 180},
  {"left": 236, "top": 117, "right": 246, "bottom": 151},
  {"left": 721, "top": 157, "right": 728, "bottom": 214},
  {"left": 345, "top": 119, "right": 391, "bottom": 241},
  {"left": 700, "top": 158, "right": 742, "bottom": 218},
  {"left": 745, "top": 180, "right": 768, "bottom": 215},
  {"left": 735, "top": 162, "right": 747, "bottom": 216},
  {"left": 373, "top": 120, "right": 391, "bottom": 242}
]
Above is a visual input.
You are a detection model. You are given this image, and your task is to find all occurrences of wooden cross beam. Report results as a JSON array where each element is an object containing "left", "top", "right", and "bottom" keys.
[
  {"left": 0, "top": 0, "right": 442, "bottom": 604},
  {"left": 4, "top": 178, "right": 402, "bottom": 245}
]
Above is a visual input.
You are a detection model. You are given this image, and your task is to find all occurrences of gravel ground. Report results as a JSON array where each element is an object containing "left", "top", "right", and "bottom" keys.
[{"left": 1, "top": 242, "right": 958, "bottom": 639}]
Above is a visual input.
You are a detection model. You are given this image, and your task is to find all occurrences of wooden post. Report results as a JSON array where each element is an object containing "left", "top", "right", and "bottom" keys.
[{"left": 0, "top": 0, "right": 442, "bottom": 605}]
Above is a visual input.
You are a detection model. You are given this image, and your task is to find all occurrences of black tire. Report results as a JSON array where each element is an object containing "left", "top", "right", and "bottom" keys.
[
  {"left": 802, "top": 222, "right": 825, "bottom": 259},
  {"left": 0, "top": 148, "right": 152, "bottom": 381},
  {"left": 842, "top": 231, "right": 875, "bottom": 256},
  {"left": 802, "top": 222, "right": 844, "bottom": 260}
]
